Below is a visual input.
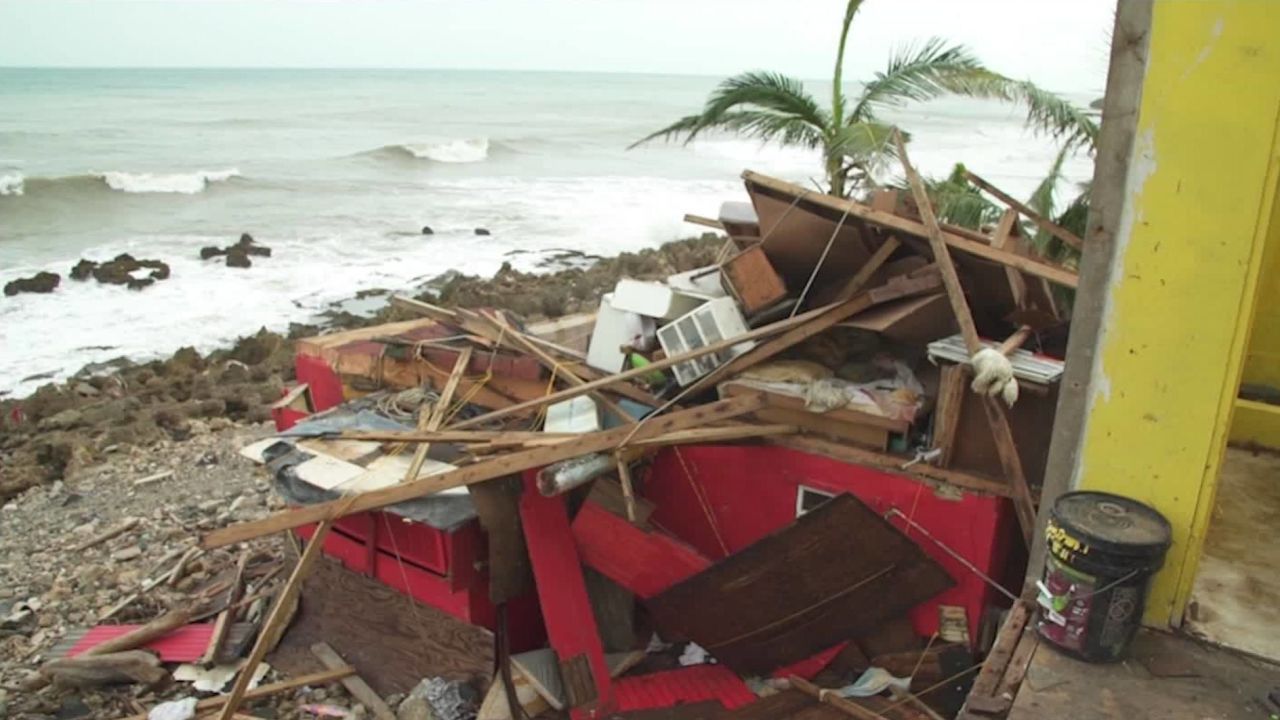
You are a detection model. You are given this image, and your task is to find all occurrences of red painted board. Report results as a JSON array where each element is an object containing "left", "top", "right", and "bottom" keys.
[
  {"left": 613, "top": 665, "right": 756, "bottom": 711},
  {"left": 644, "top": 445, "right": 1014, "bottom": 646},
  {"left": 66, "top": 623, "right": 215, "bottom": 662},
  {"left": 295, "top": 353, "right": 345, "bottom": 412},
  {"left": 519, "top": 470, "right": 615, "bottom": 719},
  {"left": 571, "top": 500, "right": 711, "bottom": 599},
  {"left": 770, "top": 642, "right": 848, "bottom": 680}
]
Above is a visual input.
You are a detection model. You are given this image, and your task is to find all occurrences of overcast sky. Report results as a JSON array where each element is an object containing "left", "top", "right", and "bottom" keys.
[{"left": 0, "top": 0, "right": 1115, "bottom": 93}]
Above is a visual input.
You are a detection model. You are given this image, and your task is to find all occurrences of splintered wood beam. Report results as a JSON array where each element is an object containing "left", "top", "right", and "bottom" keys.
[
  {"left": 472, "top": 309, "right": 632, "bottom": 424},
  {"left": 683, "top": 213, "right": 725, "bottom": 230},
  {"left": 742, "top": 170, "right": 1078, "bottom": 288},
  {"left": 963, "top": 169, "right": 1084, "bottom": 251},
  {"left": 614, "top": 454, "right": 638, "bottom": 523},
  {"left": 933, "top": 365, "right": 968, "bottom": 468},
  {"left": 201, "top": 395, "right": 767, "bottom": 549},
  {"left": 896, "top": 132, "right": 1037, "bottom": 546},
  {"left": 991, "top": 209, "right": 1030, "bottom": 308},
  {"left": 404, "top": 346, "right": 472, "bottom": 483},
  {"left": 444, "top": 298, "right": 853, "bottom": 431},
  {"left": 200, "top": 550, "right": 250, "bottom": 665},
  {"left": 214, "top": 521, "right": 335, "bottom": 720}
]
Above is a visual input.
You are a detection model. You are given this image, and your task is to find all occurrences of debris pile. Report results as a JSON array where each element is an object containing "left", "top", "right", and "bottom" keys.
[{"left": 9, "top": 139, "right": 1084, "bottom": 719}]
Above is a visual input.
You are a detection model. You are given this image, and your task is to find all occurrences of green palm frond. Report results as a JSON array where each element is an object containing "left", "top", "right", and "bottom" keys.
[
  {"left": 708, "top": 110, "right": 827, "bottom": 148},
  {"left": 1027, "top": 144, "right": 1072, "bottom": 218},
  {"left": 934, "top": 71, "right": 1099, "bottom": 151},
  {"left": 630, "top": 71, "right": 827, "bottom": 148},
  {"left": 849, "top": 38, "right": 986, "bottom": 121}
]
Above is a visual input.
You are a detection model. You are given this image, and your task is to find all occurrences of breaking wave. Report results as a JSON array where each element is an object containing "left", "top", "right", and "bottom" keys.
[
  {"left": 365, "top": 138, "right": 493, "bottom": 164},
  {"left": 0, "top": 168, "right": 242, "bottom": 198},
  {"left": 0, "top": 171, "right": 23, "bottom": 196},
  {"left": 98, "top": 168, "right": 241, "bottom": 194}
]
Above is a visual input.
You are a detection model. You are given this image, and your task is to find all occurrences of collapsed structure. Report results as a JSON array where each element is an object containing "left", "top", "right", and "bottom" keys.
[{"left": 43, "top": 138, "right": 1086, "bottom": 720}]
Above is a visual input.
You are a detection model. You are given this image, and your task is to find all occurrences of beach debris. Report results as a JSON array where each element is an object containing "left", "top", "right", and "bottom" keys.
[
  {"left": 4, "top": 271, "right": 60, "bottom": 296},
  {"left": 421, "top": 225, "right": 434, "bottom": 235},
  {"left": 37, "top": 649, "right": 170, "bottom": 689},
  {"left": 148, "top": 697, "right": 198, "bottom": 720},
  {"left": 474, "top": 227, "right": 491, "bottom": 236}
]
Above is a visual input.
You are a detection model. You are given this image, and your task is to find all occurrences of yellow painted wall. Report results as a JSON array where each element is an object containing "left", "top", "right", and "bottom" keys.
[
  {"left": 1074, "top": 1, "right": 1280, "bottom": 627},
  {"left": 1241, "top": 181, "right": 1280, "bottom": 389}
]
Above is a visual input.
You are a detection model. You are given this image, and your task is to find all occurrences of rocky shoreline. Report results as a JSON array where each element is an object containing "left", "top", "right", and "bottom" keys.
[{"left": 0, "top": 233, "right": 723, "bottom": 504}]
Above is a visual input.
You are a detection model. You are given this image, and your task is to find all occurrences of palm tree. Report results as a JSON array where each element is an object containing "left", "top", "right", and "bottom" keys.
[{"left": 632, "top": 0, "right": 1098, "bottom": 199}]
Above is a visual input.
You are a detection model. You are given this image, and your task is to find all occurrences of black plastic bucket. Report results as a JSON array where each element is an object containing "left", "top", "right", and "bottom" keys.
[{"left": 1037, "top": 491, "right": 1172, "bottom": 662}]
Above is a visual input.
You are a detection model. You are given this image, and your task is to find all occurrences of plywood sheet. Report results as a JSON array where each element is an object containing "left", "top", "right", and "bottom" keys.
[
  {"left": 646, "top": 493, "right": 953, "bottom": 675},
  {"left": 269, "top": 556, "right": 494, "bottom": 697}
]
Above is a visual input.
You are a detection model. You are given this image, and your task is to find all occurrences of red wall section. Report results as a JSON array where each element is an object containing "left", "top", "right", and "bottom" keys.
[{"left": 643, "top": 445, "right": 1015, "bottom": 644}]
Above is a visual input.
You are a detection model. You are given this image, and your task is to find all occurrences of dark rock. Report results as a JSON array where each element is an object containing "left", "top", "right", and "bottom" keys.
[
  {"left": 244, "top": 245, "right": 271, "bottom": 257},
  {"left": 199, "top": 246, "right": 225, "bottom": 260},
  {"left": 225, "top": 247, "right": 252, "bottom": 268},
  {"left": 89, "top": 254, "right": 169, "bottom": 288},
  {"left": 474, "top": 228, "right": 491, "bottom": 236},
  {"left": 421, "top": 225, "right": 434, "bottom": 235},
  {"left": 238, "top": 233, "right": 255, "bottom": 246},
  {"left": 69, "top": 259, "right": 98, "bottom": 280},
  {"left": 4, "top": 271, "right": 60, "bottom": 296}
]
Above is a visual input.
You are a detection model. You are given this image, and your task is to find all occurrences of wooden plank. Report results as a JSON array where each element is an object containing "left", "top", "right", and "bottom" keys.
[
  {"left": 965, "top": 602, "right": 1030, "bottom": 709},
  {"left": 468, "top": 476, "right": 534, "bottom": 604},
  {"left": 587, "top": 478, "right": 657, "bottom": 528},
  {"left": 966, "top": 628, "right": 1039, "bottom": 716},
  {"left": 990, "top": 209, "right": 1029, "bottom": 307},
  {"left": 933, "top": 365, "right": 968, "bottom": 468},
  {"left": 896, "top": 132, "right": 1037, "bottom": 547},
  {"left": 202, "top": 395, "right": 767, "bottom": 549},
  {"left": 572, "top": 500, "right": 712, "bottom": 598},
  {"left": 405, "top": 346, "right": 472, "bottom": 483},
  {"left": 831, "top": 236, "right": 902, "bottom": 303},
  {"left": 614, "top": 454, "right": 638, "bottom": 522},
  {"left": 684, "top": 213, "right": 725, "bottom": 230},
  {"left": 268, "top": 556, "right": 494, "bottom": 696},
  {"left": 720, "top": 381, "right": 910, "bottom": 433},
  {"left": 963, "top": 169, "right": 1084, "bottom": 251},
  {"left": 119, "top": 668, "right": 357, "bottom": 720},
  {"left": 310, "top": 642, "right": 396, "bottom": 720},
  {"left": 722, "top": 244, "right": 788, "bottom": 314},
  {"left": 679, "top": 273, "right": 939, "bottom": 400},
  {"left": 768, "top": 434, "right": 1012, "bottom": 497},
  {"left": 754, "top": 406, "right": 890, "bottom": 450},
  {"left": 201, "top": 550, "right": 250, "bottom": 665},
  {"left": 742, "top": 171, "right": 1078, "bottom": 288},
  {"left": 446, "top": 296, "right": 870, "bottom": 431},
  {"left": 789, "top": 675, "right": 884, "bottom": 720},
  {"left": 216, "top": 520, "right": 334, "bottom": 720},
  {"left": 647, "top": 494, "right": 953, "bottom": 676},
  {"left": 520, "top": 472, "right": 614, "bottom": 718},
  {"left": 469, "top": 308, "right": 632, "bottom": 424}
]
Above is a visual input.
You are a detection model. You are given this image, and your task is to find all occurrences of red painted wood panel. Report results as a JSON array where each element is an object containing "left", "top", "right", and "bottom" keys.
[
  {"left": 295, "top": 353, "right": 345, "bottom": 412},
  {"left": 613, "top": 665, "right": 756, "bottom": 711},
  {"left": 571, "top": 500, "right": 711, "bottom": 599},
  {"left": 770, "top": 642, "right": 849, "bottom": 680},
  {"left": 519, "top": 470, "right": 615, "bottom": 718},
  {"left": 645, "top": 445, "right": 1014, "bottom": 646},
  {"left": 67, "top": 624, "right": 214, "bottom": 662}
]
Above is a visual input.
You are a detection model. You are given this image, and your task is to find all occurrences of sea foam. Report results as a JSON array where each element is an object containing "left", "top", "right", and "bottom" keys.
[
  {"left": 400, "top": 138, "right": 489, "bottom": 163},
  {"left": 97, "top": 168, "right": 240, "bottom": 194},
  {"left": 0, "top": 171, "right": 23, "bottom": 196}
]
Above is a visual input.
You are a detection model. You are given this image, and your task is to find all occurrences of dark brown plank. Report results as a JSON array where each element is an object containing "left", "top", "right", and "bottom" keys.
[
  {"left": 467, "top": 475, "right": 534, "bottom": 604},
  {"left": 646, "top": 494, "right": 953, "bottom": 676},
  {"left": 268, "top": 556, "right": 494, "bottom": 697}
]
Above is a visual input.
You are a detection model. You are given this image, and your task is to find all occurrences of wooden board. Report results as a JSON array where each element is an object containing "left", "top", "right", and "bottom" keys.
[
  {"left": 841, "top": 293, "right": 955, "bottom": 345},
  {"left": 646, "top": 494, "right": 954, "bottom": 675},
  {"left": 519, "top": 472, "right": 614, "bottom": 718},
  {"left": 750, "top": 181, "right": 875, "bottom": 291},
  {"left": 572, "top": 500, "right": 712, "bottom": 599},
  {"left": 268, "top": 556, "right": 494, "bottom": 697},
  {"left": 467, "top": 475, "right": 534, "bottom": 605},
  {"left": 753, "top": 406, "right": 890, "bottom": 450},
  {"left": 720, "top": 380, "right": 910, "bottom": 433},
  {"left": 722, "top": 244, "right": 788, "bottom": 314}
]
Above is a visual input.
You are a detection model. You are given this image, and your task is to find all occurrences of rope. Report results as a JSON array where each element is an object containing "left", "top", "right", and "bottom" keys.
[
  {"left": 884, "top": 508, "right": 1018, "bottom": 603},
  {"left": 790, "top": 202, "right": 853, "bottom": 318},
  {"left": 673, "top": 448, "right": 730, "bottom": 556}
]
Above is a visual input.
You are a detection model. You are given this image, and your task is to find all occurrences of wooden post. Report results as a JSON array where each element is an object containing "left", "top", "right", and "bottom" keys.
[
  {"left": 962, "top": 170, "right": 1085, "bottom": 251},
  {"left": 404, "top": 346, "right": 472, "bottom": 483},
  {"left": 214, "top": 521, "right": 335, "bottom": 720},
  {"left": 895, "top": 130, "right": 1037, "bottom": 546}
]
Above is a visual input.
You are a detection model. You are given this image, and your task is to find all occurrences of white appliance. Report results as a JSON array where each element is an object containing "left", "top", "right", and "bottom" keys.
[{"left": 657, "top": 297, "right": 756, "bottom": 386}]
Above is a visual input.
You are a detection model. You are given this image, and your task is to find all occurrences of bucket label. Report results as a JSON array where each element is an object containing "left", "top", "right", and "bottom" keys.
[
  {"left": 1046, "top": 519, "right": 1091, "bottom": 564},
  {"left": 1037, "top": 557, "right": 1095, "bottom": 651}
]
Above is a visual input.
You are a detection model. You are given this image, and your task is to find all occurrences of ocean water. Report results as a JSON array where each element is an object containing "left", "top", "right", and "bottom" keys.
[{"left": 0, "top": 68, "right": 1093, "bottom": 397}]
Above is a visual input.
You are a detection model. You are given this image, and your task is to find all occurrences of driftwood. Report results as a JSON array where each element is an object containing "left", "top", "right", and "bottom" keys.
[{"left": 39, "top": 650, "right": 168, "bottom": 689}]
